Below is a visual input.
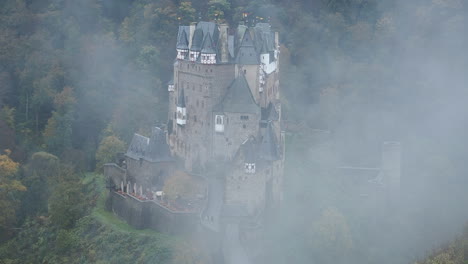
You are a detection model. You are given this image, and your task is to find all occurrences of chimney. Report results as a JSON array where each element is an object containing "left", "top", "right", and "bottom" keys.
[
  {"left": 189, "top": 22, "right": 196, "bottom": 49},
  {"left": 219, "top": 24, "right": 229, "bottom": 63}
]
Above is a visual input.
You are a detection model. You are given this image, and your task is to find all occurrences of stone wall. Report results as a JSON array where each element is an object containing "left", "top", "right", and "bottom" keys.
[
  {"left": 109, "top": 191, "right": 199, "bottom": 235},
  {"left": 104, "top": 163, "right": 126, "bottom": 189},
  {"left": 225, "top": 160, "right": 267, "bottom": 215},
  {"left": 212, "top": 112, "right": 260, "bottom": 161},
  {"left": 169, "top": 60, "right": 235, "bottom": 170},
  {"left": 125, "top": 158, "right": 174, "bottom": 190}
]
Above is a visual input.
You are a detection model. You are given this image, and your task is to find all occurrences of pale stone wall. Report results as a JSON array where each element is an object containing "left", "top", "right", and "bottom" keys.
[
  {"left": 225, "top": 161, "right": 267, "bottom": 215},
  {"left": 169, "top": 60, "right": 235, "bottom": 170},
  {"left": 212, "top": 112, "right": 260, "bottom": 161},
  {"left": 125, "top": 157, "right": 174, "bottom": 191}
]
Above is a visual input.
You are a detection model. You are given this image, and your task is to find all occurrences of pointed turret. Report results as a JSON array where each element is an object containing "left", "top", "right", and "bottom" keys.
[
  {"left": 201, "top": 33, "right": 217, "bottom": 64},
  {"left": 176, "top": 27, "right": 189, "bottom": 60},
  {"left": 236, "top": 29, "right": 259, "bottom": 65}
]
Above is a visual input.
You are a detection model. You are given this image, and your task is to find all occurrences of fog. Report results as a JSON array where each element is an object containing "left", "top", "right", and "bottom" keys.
[
  {"left": 266, "top": 1, "right": 468, "bottom": 263},
  {"left": 13, "top": 0, "right": 468, "bottom": 263}
]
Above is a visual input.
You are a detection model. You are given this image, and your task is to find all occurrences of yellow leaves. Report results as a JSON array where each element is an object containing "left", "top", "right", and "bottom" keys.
[
  {"left": 95, "top": 135, "right": 125, "bottom": 172},
  {"left": 54, "top": 86, "right": 76, "bottom": 110},
  {"left": 0, "top": 151, "right": 25, "bottom": 228},
  {"left": 0, "top": 152, "right": 19, "bottom": 178}
]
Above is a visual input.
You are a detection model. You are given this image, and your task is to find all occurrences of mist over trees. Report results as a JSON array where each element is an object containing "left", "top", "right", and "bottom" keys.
[{"left": 0, "top": 0, "right": 467, "bottom": 263}]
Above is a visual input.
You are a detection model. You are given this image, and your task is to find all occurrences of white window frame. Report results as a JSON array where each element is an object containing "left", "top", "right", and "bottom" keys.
[{"left": 215, "top": 115, "right": 224, "bottom": 132}]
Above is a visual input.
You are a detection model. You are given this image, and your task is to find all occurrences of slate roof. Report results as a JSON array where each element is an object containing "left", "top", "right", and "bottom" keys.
[
  {"left": 177, "top": 88, "right": 186, "bottom": 107},
  {"left": 201, "top": 33, "right": 216, "bottom": 54},
  {"left": 241, "top": 137, "right": 257, "bottom": 163},
  {"left": 176, "top": 22, "right": 277, "bottom": 65},
  {"left": 191, "top": 28, "right": 204, "bottom": 51},
  {"left": 235, "top": 29, "right": 260, "bottom": 65},
  {"left": 176, "top": 27, "right": 189, "bottom": 50},
  {"left": 126, "top": 128, "right": 173, "bottom": 162},
  {"left": 126, "top": 134, "right": 150, "bottom": 160},
  {"left": 261, "top": 102, "right": 279, "bottom": 121},
  {"left": 146, "top": 127, "right": 173, "bottom": 162},
  {"left": 214, "top": 74, "right": 260, "bottom": 114},
  {"left": 258, "top": 122, "right": 280, "bottom": 161}
]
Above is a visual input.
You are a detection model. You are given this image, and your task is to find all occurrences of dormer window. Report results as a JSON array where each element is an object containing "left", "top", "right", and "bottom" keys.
[
  {"left": 215, "top": 115, "right": 224, "bottom": 133},
  {"left": 177, "top": 49, "right": 187, "bottom": 60},
  {"left": 245, "top": 163, "right": 256, "bottom": 174},
  {"left": 201, "top": 53, "right": 216, "bottom": 64},
  {"left": 190, "top": 51, "right": 199, "bottom": 62}
]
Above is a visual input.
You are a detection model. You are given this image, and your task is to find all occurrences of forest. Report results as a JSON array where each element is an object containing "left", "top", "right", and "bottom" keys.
[{"left": 1, "top": 0, "right": 468, "bottom": 263}]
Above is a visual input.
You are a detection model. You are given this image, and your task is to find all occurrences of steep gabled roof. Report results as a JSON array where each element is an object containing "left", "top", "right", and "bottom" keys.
[
  {"left": 258, "top": 122, "right": 280, "bottom": 161},
  {"left": 126, "top": 129, "right": 173, "bottom": 163},
  {"left": 126, "top": 134, "right": 149, "bottom": 160},
  {"left": 201, "top": 33, "right": 216, "bottom": 54},
  {"left": 176, "top": 27, "right": 189, "bottom": 50},
  {"left": 177, "top": 88, "right": 186, "bottom": 107},
  {"left": 146, "top": 127, "right": 173, "bottom": 162},
  {"left": 261, "top": 102, "right": 279, "bottom": 121},
  {"left": 236, "top": 29, "right": 259, "bottom": 65},
  {"left": 190, "top": 22, "right": 220, "bottom": 52},
  {"left": 214, "top": 74, "right": 260, "bottom": 114},
  {"left": 191, "top": 28, "right": 204, "bottom": 51}
]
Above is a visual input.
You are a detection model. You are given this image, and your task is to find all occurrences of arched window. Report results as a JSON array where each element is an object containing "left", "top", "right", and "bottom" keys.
[
  {"left": 215, "top": 115, "right": 224, "bottom": 133},
  {"left": 216, "top": 115, "right": 223, "bottom": 125}
]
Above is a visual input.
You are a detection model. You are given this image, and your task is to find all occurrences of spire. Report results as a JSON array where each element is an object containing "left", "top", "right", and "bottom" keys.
[
  {"left": 236, "top": 29, "right": 259, "bottom": 65},
  {"left": 201, "top": 32, "right": 216, "bottom": 54},
  {"left": 176, "top": 28, "right": 189, "bottom": 50},
  {"left": 177, "top": 88, "right": 186, "bottom": 108},
  {"left": 191, "top": 28, "right": 203, "bottom": 51}
]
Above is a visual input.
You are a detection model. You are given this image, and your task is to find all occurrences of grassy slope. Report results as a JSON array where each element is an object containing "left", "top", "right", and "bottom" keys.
[
  {"left": 414, "top": 226, "right": 468, "bottom": 264},
  {"left": 0, "top": 173, "right": 178, "bottom": 264}
]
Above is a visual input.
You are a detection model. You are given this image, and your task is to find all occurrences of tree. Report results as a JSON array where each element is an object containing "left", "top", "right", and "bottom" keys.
[
  {"left": 177, "top": 2, "right": 196, "bottom": 24},
  {"left": 48, "top": 166, "right": 85, "bottom": 229},
  {"left": 0, "top": 106, "right": 15, "bottom": 153},
  {"left": 163, "top": 171, "right": 199, "bottom": 202},
  {"left": 20, "top": 152, "right": 60, "bottom": 218},
  {"left": 43, "top": 87, "right": 76, "bottom": 155},
  {"left": 207, "top": 0, "right": 231, "bottom": 22},
  {"left": 309, "top": 207, "right": 353, "bottom": 264},
  {"left": 95, "top": 135, "right": 125, "bottom": 172},
  {"left": 0, "top": 150, "right": 25, "bottom": 231}
]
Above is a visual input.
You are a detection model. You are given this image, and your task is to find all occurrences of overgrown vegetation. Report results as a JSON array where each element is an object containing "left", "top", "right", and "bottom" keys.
[{"left": 0, "top": 0, "right": 467, "bottom": 263}]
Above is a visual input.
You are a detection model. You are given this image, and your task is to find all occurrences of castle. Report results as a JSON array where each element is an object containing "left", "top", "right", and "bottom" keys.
[{"left": 105, "top": 21, "right": 284, "bottom": 263}]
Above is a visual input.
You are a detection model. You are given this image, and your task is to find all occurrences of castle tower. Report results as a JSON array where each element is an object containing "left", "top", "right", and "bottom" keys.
[{"left": 167, "top": 22, "right": 283, "bottom": 213}]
